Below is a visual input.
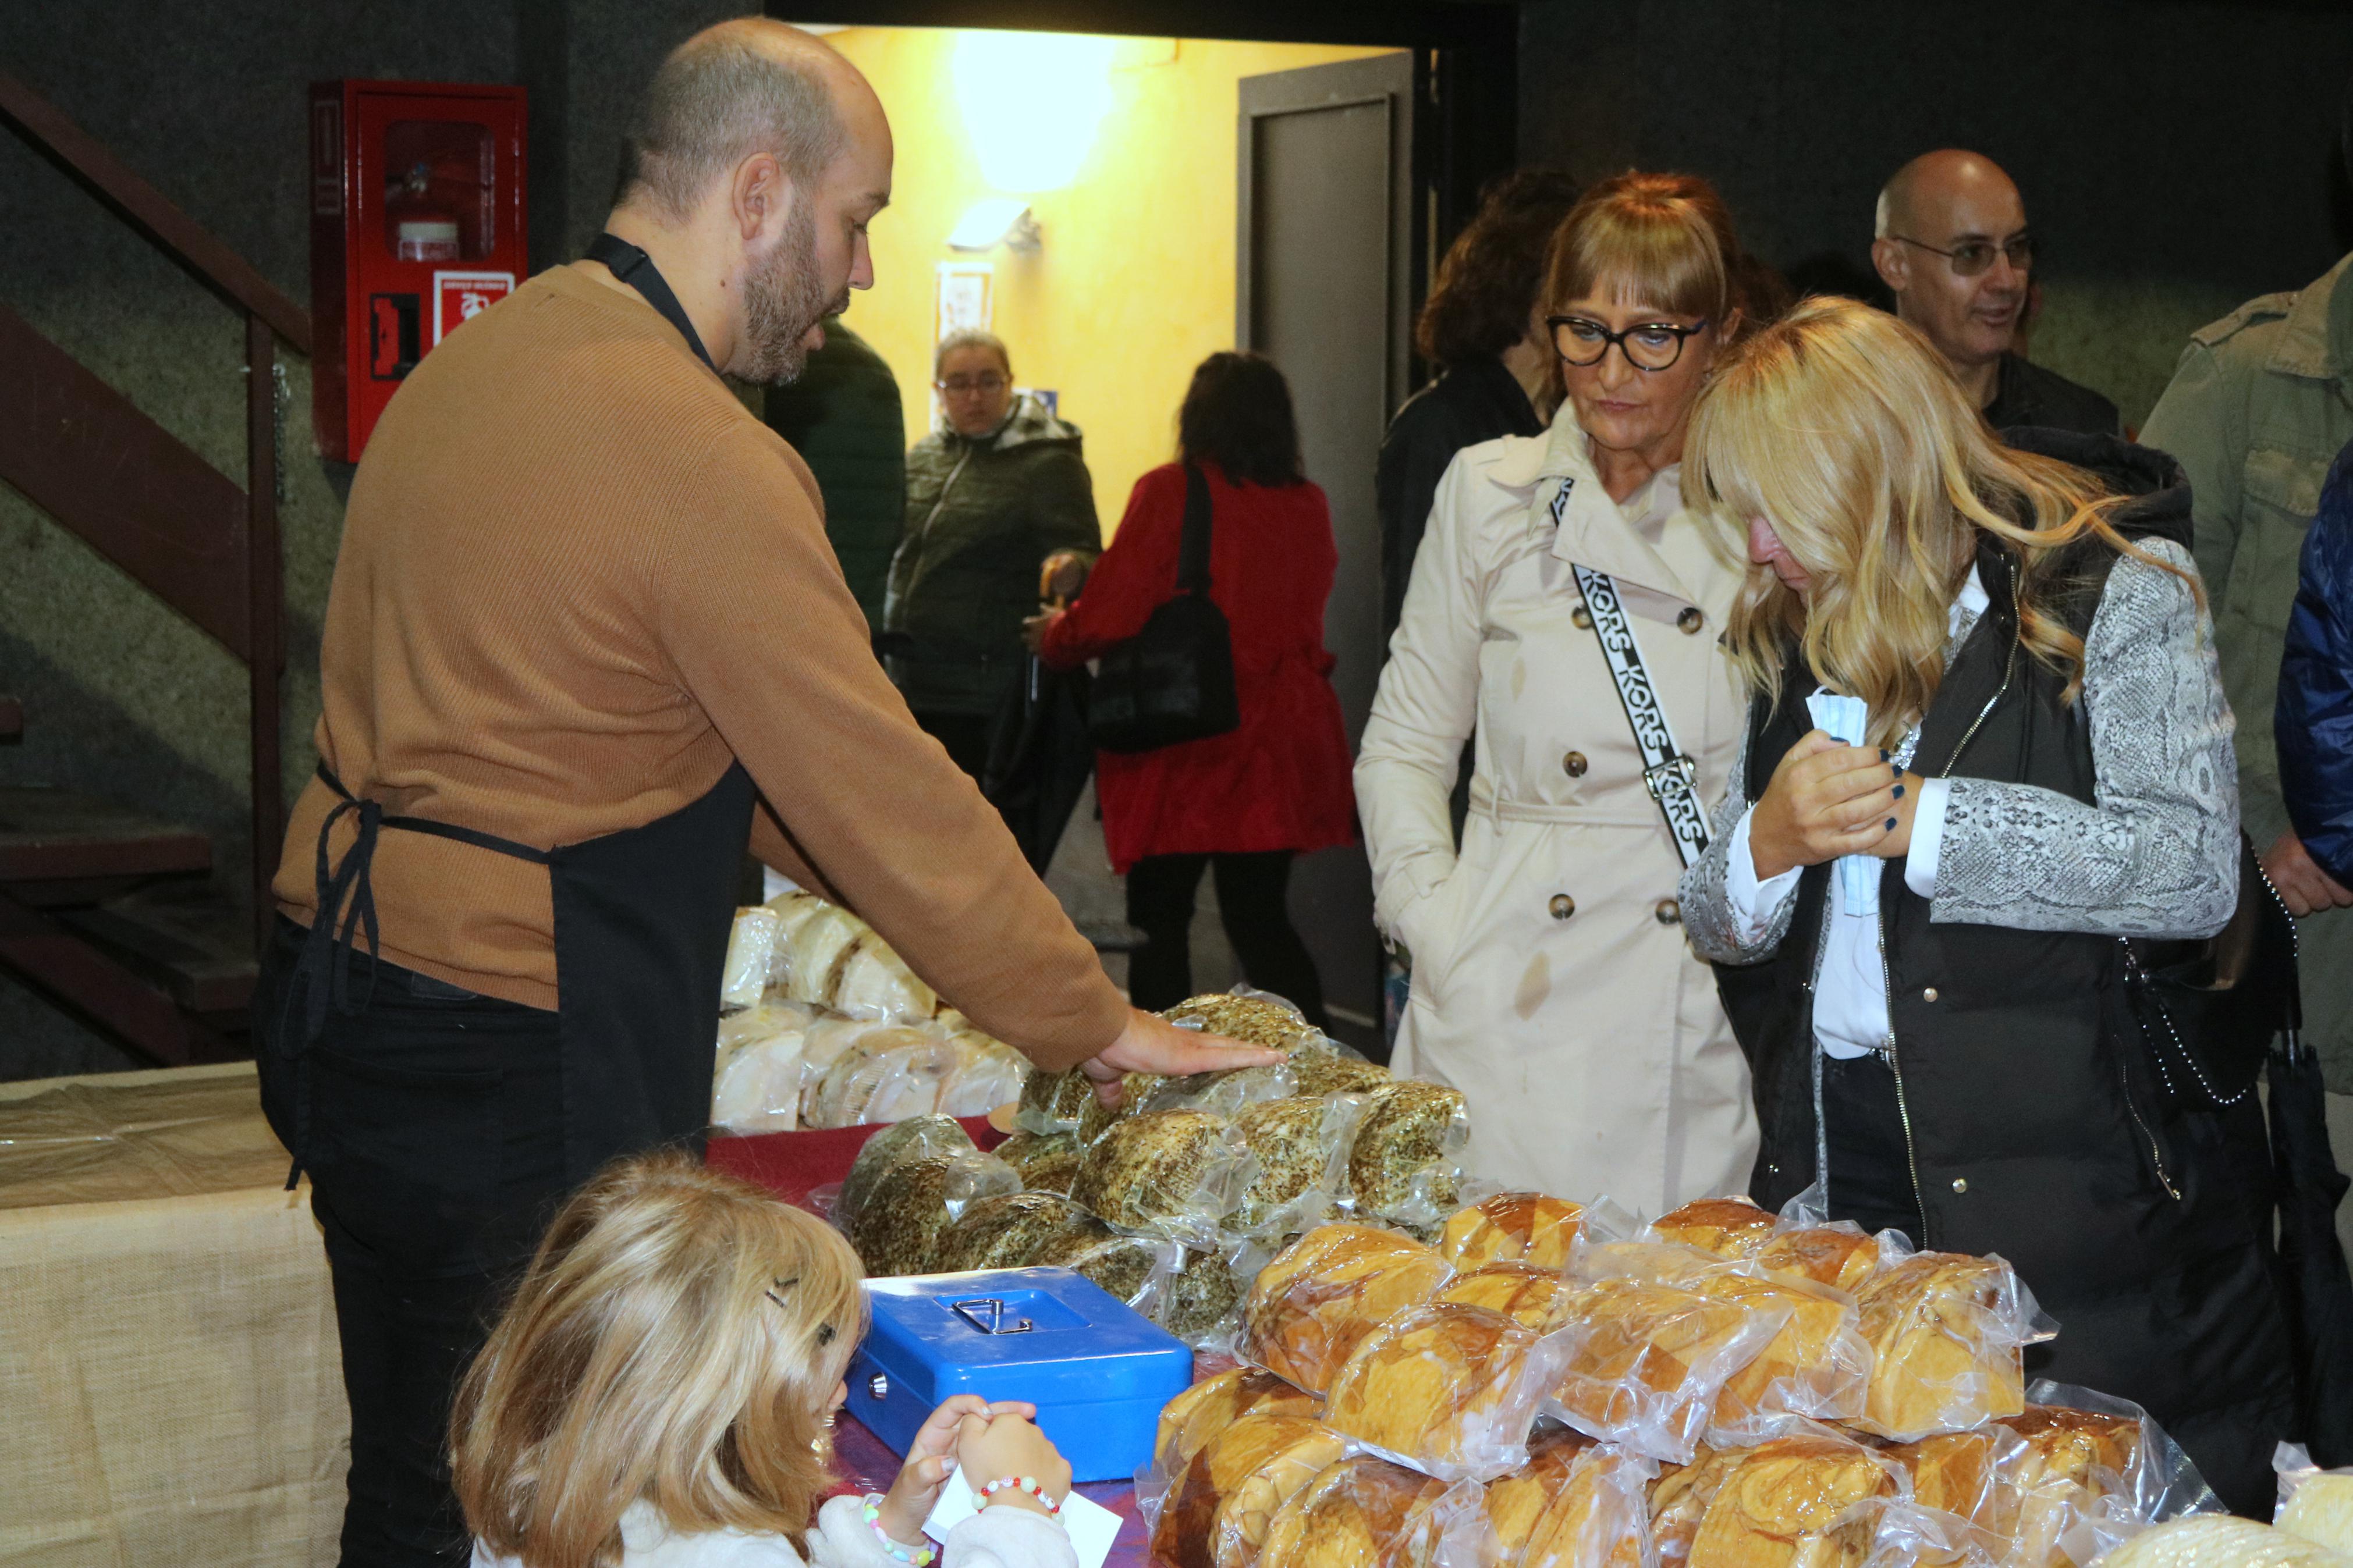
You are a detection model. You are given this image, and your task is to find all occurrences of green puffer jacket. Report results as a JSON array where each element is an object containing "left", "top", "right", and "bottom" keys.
[
  {"left": 884, "top": 394, "right": 1100, "bottom": 717},
  {"left": 763, "top": 319, "right": 904, "bottom": 631}
]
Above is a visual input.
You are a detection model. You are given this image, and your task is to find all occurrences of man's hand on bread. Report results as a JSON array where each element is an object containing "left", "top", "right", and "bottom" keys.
[{"left": 1081, "top": 1008, "right": 1284, "bottom": 1105}]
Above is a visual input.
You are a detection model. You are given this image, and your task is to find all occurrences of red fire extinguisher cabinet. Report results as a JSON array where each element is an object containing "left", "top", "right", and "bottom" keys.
[{"left": 310, "top": 80, "right": 527, "bottom": 463}]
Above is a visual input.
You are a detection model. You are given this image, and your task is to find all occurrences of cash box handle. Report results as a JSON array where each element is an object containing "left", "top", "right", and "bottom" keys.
[{"left": 950, "top": 1297, "right": 1035, "bottom": 1335}]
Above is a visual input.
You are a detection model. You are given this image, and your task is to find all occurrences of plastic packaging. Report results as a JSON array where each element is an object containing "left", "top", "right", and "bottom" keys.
[
  {"left": 1428, "top": 1425, "right": 1593, "bottom": 1568},
  {"left": 797, "top": 1018, "right": 885, "bottom": 1126},
  {"left": 927, "top": 1190, "right": 1083, "bottom": 1272},
  {"left": 1346, "top": 1080, "right": 1471, "bottom": 1227},
  {"left": 1850, "top": 1251, "right": 2039, "bottom": 1439},
  {"left": 1522, "top": 1442, "right": 1661, "bottom": 1568},
  {"left": 1323, "top": 1301, "right": 1572, "bottom": 1482},
  {"left": 709, "top": 1002, "right": 812, "bottom": 1134},
  {"left": 1148, "top": 1060, "right": 1304, "bottom": 1119},
  {"left": 936, "top": 1029, "right": 1028, "bottom": 1118},
  {"left": 1883, "top": 1427, "right": 2017, "bottom": 1531},
  {"left": 1649, "top": 1196, "right": 1779, "bottom": 1261},
  {"left": 2276, "top": 1442, "right": 2353, "bottom": 1557},
  {"left": 1695, "top": 1272, "right": 1871, "bottom": 1442},
  {"left": 1862, "top": 1502, "right": 2013, "bottom": 1568},
  {"left": 1440, "top": 1192, "right": 1587, "bottom": 1271},
  {"left": 721, "top": 905, "right": 783, "bottom": 1009},
  {"left": 843, "top": 1148, "right": 1018, "bottom": 1275},
  {"left": 807, "top": 1025, "right": 962, "bottom": 1128},
  {"left": 1754, "top": 1223, "right": 1885, "bottom": 1293},
  {"left": 2003, "top": 1382, "right": 2220, "bottom": 1567},
  {"left": 780, "top": 902, "right": 869, "bottom": 1007},
  {"left": 1070, "top": 1110, "right": 1257, "bottom": 1249},
  {"left": 1017, "top": 1067, "right": 1100, "bottom": 1135},
  {"left": 993, "top": 1129, "right": 1084, "bottom": 1195},
  {"left": 761, "top": 888, "right": 827, "bottom": 987},
  {"left": 1155, "top": 1365, "right": 1326, "bottom": 1477},
  {"left": 1077, "top": 1072, "right": 1170, "bottom": 1147},
  {"left": 1289, "top": 1042, "right": 1395, "bottom": 1098},
  {"left": 1155, "top": 1243, "right": 1266, "bottom": 1352},
  {"left": 1152, "top": 1411, "right": 1350, "bottom": 1568},
  {"left": 1256, "top": 1454, "right": 1455, "bottom": 1568},
  {"left": 1166, "top": 988, "right": 1326, "bottom": 1052},
  {"left": 1545, "top": 1277, "right": 1792, "bottom": 1463},
  {"left": 1241, "top": 1223, "right": 1456, "bottom": 1396},
  {"left": 1680, "top": 1431, "right": 1905, "bottom": 1568},
  {"left": 1651, "top": 1447, "right": 1747, "bottom": 1568},
  {"left": 828, "top": 930, "right": 939, "bottom": 1024},
  {"left": 1227, "top": 1093, "right": 1365, "bottom": 1239},
  {"left": 1060, "top": 1231, "right": 1184, "bottom": 1310},
  {"left": 833, "top": 1115, "right": 974, "bottom": 1238},
  {"left": 1436, "top": 1262, "right": 1584, "bottom": 1332},
  {"left": 2092, "top": 1516, "right": 2352, "bottom": 1568}
]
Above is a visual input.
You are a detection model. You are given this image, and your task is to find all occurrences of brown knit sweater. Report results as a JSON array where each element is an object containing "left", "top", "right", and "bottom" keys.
[{"left": 273, "top": 263, "right": 1128, "bottom": 1071}]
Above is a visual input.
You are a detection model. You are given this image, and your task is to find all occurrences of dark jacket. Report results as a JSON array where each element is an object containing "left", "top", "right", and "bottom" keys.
[
  {"left": 2279, "top": 439, "right": 2353, "bottom": 883},
  {"left": 763, "top": 319, "right": 904, "bottom": 630},
  {"left": 884, "top": 395, "right": 1100, "bottom": 717},
  {"left": 1985, "top": 352, "right": 2121, "bottom": 438},
  {"left": 1716, "top": 432, "right": 2292, "bottom": 1513},
  {"left": 1375, "top": 356, "right": 1545, "bottom": 634}
]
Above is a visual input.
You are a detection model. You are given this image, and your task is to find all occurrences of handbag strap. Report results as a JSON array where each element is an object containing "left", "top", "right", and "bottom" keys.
[
  {"left": 1555, "top": 479, "right": 1712, "bottom": 870},
  {"left": 1177, "top": 463, "right": 1213, "bottom": 596}
]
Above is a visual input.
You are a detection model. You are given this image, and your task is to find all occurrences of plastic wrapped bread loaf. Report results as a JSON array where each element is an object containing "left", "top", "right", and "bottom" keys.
[
  {"left": 2098, "top": 1517, "right": 2352, "bottom": 1568},
  {"left": 1255, "top": 1454, "right": 1453, "bottom": 1568},
  {"left": 1070, "top": 1111, "right": 1254, "bottom": 1247},
  {"left": 782, "top": 903, "right": 869, "bottom": 1007},
  {"left": 936, "top": 1029, "right": 1028, "bottom": 1118},
  {"left": 1016, "top": 1067, "right": 1096, "bottom": 1135},
  {"left": 1684, "top": 1432, "right": 1903, "bottom": 1568},
  {"left": 1156, "top": 1247, "right": 1250, "bottom": 1349},
  {"left": 1651, "top": 1446, "right": 1747, "bottom": 1568},
  {"left": 721, "top": 905, "right": 784, "bottom": 1009},
  {"left": 992, "top": 1129, "right": 1083, "bottom": 1195},
  {"left": 1755, "top": 1224, "right": 1883, "bottom": 1293},
  {"left": 807, "top": 1025, "right": 960, "bottom": 1127},
  {"left": 835, "top": 1115, "right": 973, "bottom": 1235},
  {"left": 1323, "top": 1301, "right": 1563, "bottom": 1481},
  {"left": 1155, "top": 1366, "right": 1325, "bottom": 1476},
  {"left": 1473, "top": 1427, "right": 1596, "bottom": 1560},
  {"left": 1241, "top": 1224, "right": 1454, "bottom": 1396},
  {"left": 2280, "top": 1468, "right": 2353, "bottom": 1557},
  {"left": 1437, "top": 1261, "right": 1584, "bottom": 1332},
  {"left": 1346, "top": 1080, "right": 1470, "bottom": 1225},
  {"left": 1548, "top": 1278, "right": 1791, "bottom": 1463},
  {"left": 1651, "top": 1197, "right": 1779, "bottom": 1261},
  {"left": 1884, "top": 1428, "right": 2008, "bottom": 1529},
  {"left": 1851, "top": 1253, "right": 2033, "bottom": 1439},
  {"left": 1524, "top": 1442, "right": 1662, "bottom": 1568},
  {"left": 927, "top": 1190, "right": 1084, "bottom": 1272},
  {"left": 1153, "top": 1413, "right": 1350, "bottom": 1568},
  {"left": 845, "top": 1149, "right": 1018, "bottom": 1276},
  {"left": 1229, "top": 1094, "right": 1360, "bottom": 1238},
  {"left": 1695, "top": 1272, "right": 1872, "bottom": 1439},
  {"left": 1288, "top": 1044, "right": 1393, "bottom": 1098},
  {"left": 1148, "top": 1061, "right": 1303, "bottom": 1122},
  {"left": 828, "top": 930, "right": 939, "bottom": 1023},
  {"left": 797, "top": 1018, "right": 883, "bottom": 1126},
  {"left": 1440, "top": 1192, "right": 1586, "bottom": 1271},
  {"left": 1167, "top": 990, "right": 1323, "bottom": 1052},
  {"left": 1077, "top": 1072, "right": 1169, "bottom": 1146},
  {"left": 1019, "top": 1213, "right": 1176, "bottom": 1307},
  {"left": 710, "top": 1002, "right": 811, "bottom": 1134},
  {"left": 1999, "top": 1404, "right": 2146, "bottom": 1568}
]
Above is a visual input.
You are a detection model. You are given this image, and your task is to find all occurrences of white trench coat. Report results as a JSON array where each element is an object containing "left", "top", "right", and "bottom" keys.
[{"left": 1356, "top": 410, "right": 1758, "bottom": 1217}]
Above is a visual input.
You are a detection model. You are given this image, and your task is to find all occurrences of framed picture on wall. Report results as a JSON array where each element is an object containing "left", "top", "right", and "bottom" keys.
[{"left": 935, "top": 260, "right": 993, "bottom": 340}]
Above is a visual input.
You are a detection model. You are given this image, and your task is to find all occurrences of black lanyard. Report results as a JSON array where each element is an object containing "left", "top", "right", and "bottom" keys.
[{"left": 585, "top": 232, "right": 717, "bottom": 372}]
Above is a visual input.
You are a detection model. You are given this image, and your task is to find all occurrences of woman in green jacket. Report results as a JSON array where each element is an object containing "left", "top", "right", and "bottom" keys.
[{"left": 884, "top": 330, "right": 1099, "bottom": 776}]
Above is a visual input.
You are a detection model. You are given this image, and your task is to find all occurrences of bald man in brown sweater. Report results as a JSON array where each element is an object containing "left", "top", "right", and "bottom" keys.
[{"left": 255, "top": 23, "right": 1272, "bottom": 1567}]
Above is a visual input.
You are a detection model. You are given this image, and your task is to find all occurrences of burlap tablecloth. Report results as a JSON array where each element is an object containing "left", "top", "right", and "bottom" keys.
[{"left": 0, "top": 1062, "right": 345, "bottom": 1567}]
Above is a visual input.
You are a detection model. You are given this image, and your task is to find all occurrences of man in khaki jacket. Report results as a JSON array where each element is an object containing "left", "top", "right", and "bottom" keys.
[{"left": 2141, "top": 253, "right": 2353, "bottom": 1232}]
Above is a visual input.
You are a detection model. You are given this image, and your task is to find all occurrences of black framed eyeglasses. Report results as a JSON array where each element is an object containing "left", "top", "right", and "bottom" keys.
[
  {"left": 1893, "top": 234, "right": 2035, "bottom": 278},
  {"left": 936, "top": 373, "right": 1009, "bottom": 397},
  {"left": 1546, "top": 315, "right": 1712, "bottom": 372}
]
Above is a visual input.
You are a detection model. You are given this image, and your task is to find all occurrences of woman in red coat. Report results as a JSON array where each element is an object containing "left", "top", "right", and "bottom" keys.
[{"left": 1027, "top": 353, "right": 1356, "bottom": 1027}]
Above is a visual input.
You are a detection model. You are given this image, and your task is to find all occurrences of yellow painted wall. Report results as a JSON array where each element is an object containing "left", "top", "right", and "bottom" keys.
[{"left": 828, "top": 27, "right": 1398, "bottom": 535}]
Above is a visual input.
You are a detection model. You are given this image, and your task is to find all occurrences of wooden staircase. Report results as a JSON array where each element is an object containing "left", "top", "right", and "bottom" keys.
[{"left": 0, "top": 71, "right": 306, "bottom": 1066}]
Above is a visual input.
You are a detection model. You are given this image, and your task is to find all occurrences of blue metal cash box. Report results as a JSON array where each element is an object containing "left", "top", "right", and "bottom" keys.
[{"left": 847, "top": 1267, "right": 1193, "bottom": 1482}]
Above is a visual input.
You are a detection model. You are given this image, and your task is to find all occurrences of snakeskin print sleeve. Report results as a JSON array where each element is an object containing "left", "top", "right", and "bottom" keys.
[
  {"left": 1932, "top": 538, "right": 2240, "bottom": 938},
  {"left": 1680, "top": 721, "right": 1797, "bottom": 964}
]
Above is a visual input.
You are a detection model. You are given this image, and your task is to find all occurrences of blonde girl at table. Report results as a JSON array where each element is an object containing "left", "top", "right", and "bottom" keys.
[{"left": 452, "top": 1155, "right": 1077, "bottom": 1568}]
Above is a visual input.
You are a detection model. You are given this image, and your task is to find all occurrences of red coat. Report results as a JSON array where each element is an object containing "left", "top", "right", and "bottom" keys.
[{"left": 1039, "top": 463, "right": 1358, "bottom": 872}]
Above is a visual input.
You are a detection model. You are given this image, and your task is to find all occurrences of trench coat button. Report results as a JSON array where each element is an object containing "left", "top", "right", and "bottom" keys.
[
  {"left": 1655, "top": 898, "right": 1681, "bottom": 926},
  {"left": 1951, "top": 1177, "right": 1969, "bottom": 1194},
  {"left": 1677, "top": 606, "right": 1704, "bottom": 634},
  {"left": 1923, "top": 986, "right": 1940, "bottom": 1002},
  {"left": 1549, "top": 894, "right": 1575, "bottom": 920},
  {"left": 1573, "top": 605, "right": 1594, "bottom": 630},
  {"left": 1562, "top": 750, "right": 1588, "bottom": 778}
]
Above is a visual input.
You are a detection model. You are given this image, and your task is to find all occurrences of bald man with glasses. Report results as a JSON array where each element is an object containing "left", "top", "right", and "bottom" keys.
[{"left": 1872, "top": 148, "right": 2120, "bottom": 437}]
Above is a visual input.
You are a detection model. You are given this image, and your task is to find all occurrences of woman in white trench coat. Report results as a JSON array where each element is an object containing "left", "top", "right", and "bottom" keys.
[{"left": 1357, "top": 173, "right": 1768, "bottom": 1214}]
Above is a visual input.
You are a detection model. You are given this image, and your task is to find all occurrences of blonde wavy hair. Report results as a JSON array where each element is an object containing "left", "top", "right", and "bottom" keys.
[
  {"left": 1684, "top": 296, "right": 2185, "bottom": 745},
  {"left": 451, "top": 1152, "right": 866, "bottom": 1568}
]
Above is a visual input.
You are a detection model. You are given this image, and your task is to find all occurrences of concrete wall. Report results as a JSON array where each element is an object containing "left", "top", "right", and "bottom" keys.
[{"left": 1518, "top": 0, "right": 2353, "bottom": 429}]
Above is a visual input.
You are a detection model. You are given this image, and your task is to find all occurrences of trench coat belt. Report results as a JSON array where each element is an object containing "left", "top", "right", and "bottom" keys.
[{"left": 1467, "top": 780, "right": 1662, "bottom": 829}]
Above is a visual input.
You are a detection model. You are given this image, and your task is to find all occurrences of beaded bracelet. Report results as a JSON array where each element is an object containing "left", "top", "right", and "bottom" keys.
[
  {"left": 977, "top": 1475, "right": 1064, "bottom": 1517},
  {"left": 860, "top": 1495, "right": 936, "bottom": 1566}
]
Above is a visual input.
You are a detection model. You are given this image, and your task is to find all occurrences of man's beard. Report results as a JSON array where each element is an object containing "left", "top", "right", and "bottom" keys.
[{"left": 739, "top": 201, "right": 847, "bottom": 386}]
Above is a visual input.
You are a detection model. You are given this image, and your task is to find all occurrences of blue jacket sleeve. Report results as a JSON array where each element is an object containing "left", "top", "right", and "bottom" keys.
[{"left": 2278, "top": 442, "right": 2353, "bottom": 884}]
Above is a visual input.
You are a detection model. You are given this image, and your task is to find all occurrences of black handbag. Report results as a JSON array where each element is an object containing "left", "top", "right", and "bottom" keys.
[
  {"left": 2117, "top": 832, "right": 2301, "bottom": 1112},
  {"left": 1085, "top": 463, "right": 1240, "bottom": 753}
]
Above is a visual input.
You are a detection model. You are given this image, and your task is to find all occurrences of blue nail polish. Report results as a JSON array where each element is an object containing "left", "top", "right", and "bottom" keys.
[
  {"left": 1893, "top": 784, "right": 1905, "bottom": 799},
  {"left": 1885, "top": 817, "right": 1898, "bottom": 831}
]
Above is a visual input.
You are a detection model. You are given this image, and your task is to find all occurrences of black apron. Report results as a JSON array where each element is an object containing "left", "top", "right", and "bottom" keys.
[{"left": 285, "top": 234, "right": 756, "bottom": 1187}]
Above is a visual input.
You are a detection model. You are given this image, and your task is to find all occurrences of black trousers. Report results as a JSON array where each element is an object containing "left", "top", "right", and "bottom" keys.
[
  {"left": 912, "top": 708, "right": 995, "bottom": 782},
  {"left": 254, "top": 919, "right": 569, "bottom": 1568},
  {"left": 1125, "top": 850, "right": 1329, "bottom": 1031},
  {"left": 1820, "top": 1048, "right": 1925, "bottom": 1245}
]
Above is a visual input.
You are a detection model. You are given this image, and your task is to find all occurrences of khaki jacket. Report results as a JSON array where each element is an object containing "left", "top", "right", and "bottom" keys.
[
  {"left": 1356, "top": 407, "right": 1757, "bottom": 1214},
  {"left": 2141, "top": 252, "right": 2353, "bottom": 1088}
]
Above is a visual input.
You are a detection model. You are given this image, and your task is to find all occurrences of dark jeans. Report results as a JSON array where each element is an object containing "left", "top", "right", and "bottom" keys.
[
  {"left": 1820, "top": 1048, "right": 1924, "bottom": 1246},
  {"left": 912, "top": 708, "right": 995, "bottom": 782},
  {"left": 1125, "top": 850, "right": 1329, "bottom": 1032},
  {"left": 254, "top": 919, "right": 569, "bottom": 1568}
]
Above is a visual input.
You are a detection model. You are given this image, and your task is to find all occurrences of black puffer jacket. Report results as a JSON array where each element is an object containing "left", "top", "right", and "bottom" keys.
[{"left": 1710, "top": 431, "right": 2294, "bottom": 1513}]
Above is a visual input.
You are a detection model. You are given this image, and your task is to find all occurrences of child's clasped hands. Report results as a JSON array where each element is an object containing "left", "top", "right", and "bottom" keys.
[{"left": 865, "top": 1392, "right": 1077, "bottom": 1556}]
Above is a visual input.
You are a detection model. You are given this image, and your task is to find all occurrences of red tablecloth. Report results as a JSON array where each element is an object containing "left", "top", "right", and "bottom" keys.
[{"left": 714, "top": 1121, "right": 1154, "bottom": 1567}]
